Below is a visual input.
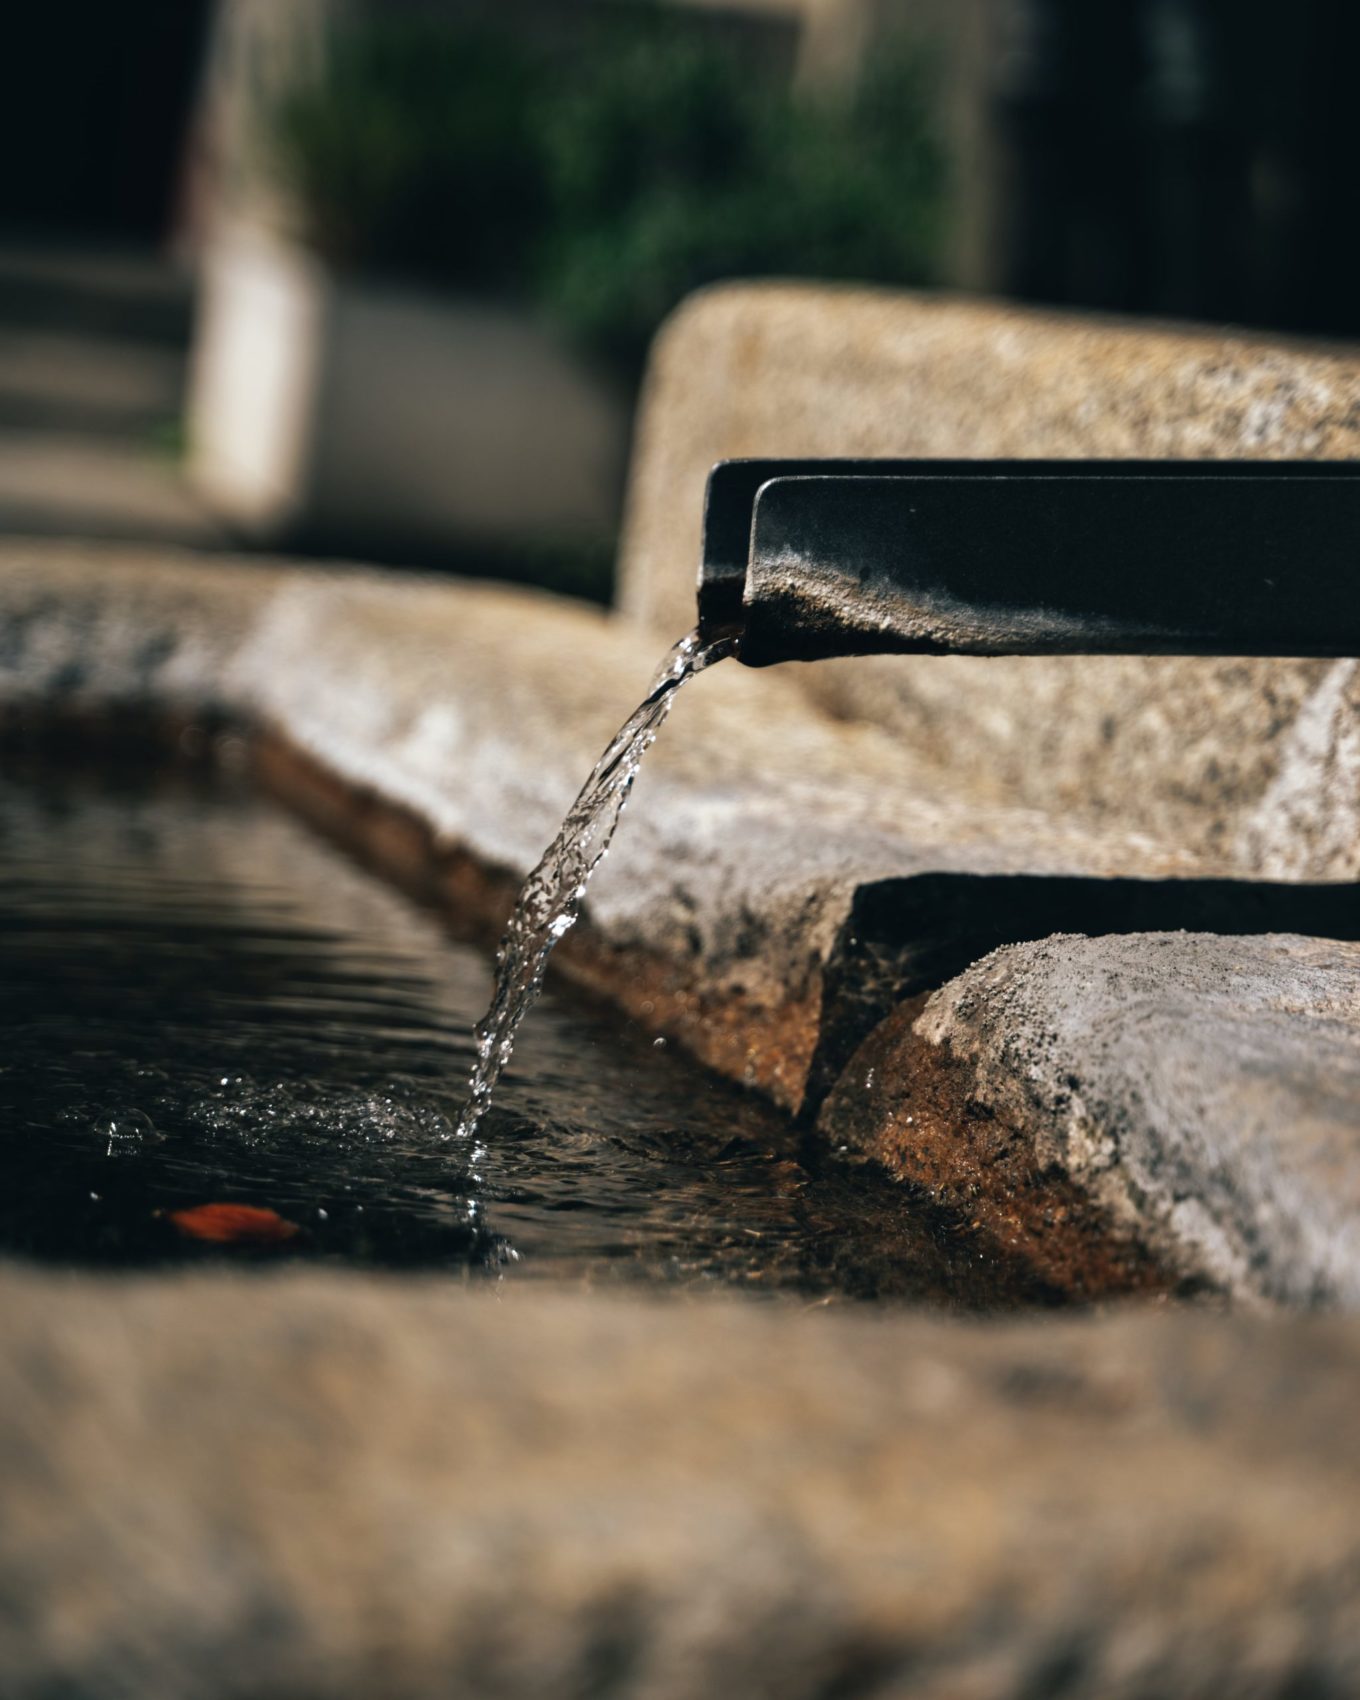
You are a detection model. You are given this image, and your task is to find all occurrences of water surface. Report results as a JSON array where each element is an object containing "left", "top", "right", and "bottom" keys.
[{"left": 0, "top": 761, "right": 1030, "bottom": 1305}]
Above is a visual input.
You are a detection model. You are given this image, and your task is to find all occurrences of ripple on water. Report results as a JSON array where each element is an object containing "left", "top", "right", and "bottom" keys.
[{"left": 0, "top": 765, "right": 1034, "bottom": 1307}]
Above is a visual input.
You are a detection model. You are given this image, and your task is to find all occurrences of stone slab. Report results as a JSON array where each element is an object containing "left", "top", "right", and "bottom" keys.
[
  {"left": 618, "top": 285, "right": 1360, "bottom": 877},
  {"left": 822, "top": 932, "right": 1360, "bottom": 1307},
  {"left": 0, "top": 539, "right": 284, "bottom": 711},
  {"left": 0, "top": 434, "right": 222, "bottom": 549},
  {"left": 2, "top": 1266, "right": 1359, "bottom": 1699}
]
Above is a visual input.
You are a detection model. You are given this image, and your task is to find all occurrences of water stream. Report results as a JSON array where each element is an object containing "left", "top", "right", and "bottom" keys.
[{"left": 455, "top": 628, "right": 734, "bottom": 1141}]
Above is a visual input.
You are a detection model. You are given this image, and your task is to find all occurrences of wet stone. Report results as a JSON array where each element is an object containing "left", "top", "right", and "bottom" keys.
[
  {"left": 2, "top": 289, "right": 1360, "bottom": 1695},
  {"left": 4, "top": 539, "right": 1360, "bottom": 1304},
  {"left": 821, "top": 931, "right": 1360, "bottom": 1307}
]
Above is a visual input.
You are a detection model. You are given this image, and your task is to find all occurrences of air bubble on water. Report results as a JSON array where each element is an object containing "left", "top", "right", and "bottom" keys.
[
  {"left": 102, "top": 1108, "right": 158, "bottom": 1157},
  {"left": 190, "top": 1075, "right": 460, "bottom": 1154}
]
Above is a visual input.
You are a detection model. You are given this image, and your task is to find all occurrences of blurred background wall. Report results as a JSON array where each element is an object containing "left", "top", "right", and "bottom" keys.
[
  {"left": 0, "top": 0, "right": 1356, "bottom": 594},
  {"left": 957, "top": 0, "right": 1360, "bottom": 337}
]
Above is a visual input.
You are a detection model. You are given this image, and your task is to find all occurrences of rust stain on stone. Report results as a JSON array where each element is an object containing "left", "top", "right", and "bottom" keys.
[{"left": 818, "top": 1001, "right": 1177, "bottom": 1301}]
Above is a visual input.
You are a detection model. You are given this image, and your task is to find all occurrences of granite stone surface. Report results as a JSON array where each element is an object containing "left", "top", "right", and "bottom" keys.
[
  {"left": 3, "top": 1267, "right": 1359, "bottom": 1700},
  {"left": 0, "top": 537, "right": 288, "bottom": 711},
  {"left": 619, "top": 285, "right": 1360, "bottom": 876},
  {"left": 822, "top": 932, "right": 1360, "bottom": 1306}
]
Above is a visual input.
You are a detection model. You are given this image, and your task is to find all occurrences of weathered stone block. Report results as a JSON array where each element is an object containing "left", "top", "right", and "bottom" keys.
[
  {"left": 2, "top": 1268, "right": 1359, "bottom": 1699},
  {"left": 822, "top": 931, "right": 1360, "bottom": 1306},
  {"left": 619, "top": 285, "right": 1360, "bottom": 875}
]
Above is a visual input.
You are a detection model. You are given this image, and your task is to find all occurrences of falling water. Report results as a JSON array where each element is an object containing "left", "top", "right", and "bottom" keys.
[{"left": 454, "top": 627, "right": 736, "bottom": 1141}]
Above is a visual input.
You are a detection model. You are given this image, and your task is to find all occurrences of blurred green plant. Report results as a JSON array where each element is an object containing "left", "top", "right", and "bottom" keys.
[
  {"left": 541, "top": 31, "right": 944, "bottom": 371},
  {"left": 271, "top": 22, "right": 545, "bottom": 292},
  {"left": 267, "top": 17, "right": 944, "bottom": 375}
]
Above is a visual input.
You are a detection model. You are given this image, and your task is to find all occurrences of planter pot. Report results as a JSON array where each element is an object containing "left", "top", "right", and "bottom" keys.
[{"left": 187, "top": 223, "right": 628, "bottom": 554}]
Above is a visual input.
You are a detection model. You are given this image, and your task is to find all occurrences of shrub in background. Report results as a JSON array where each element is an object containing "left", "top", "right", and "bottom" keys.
[
  {"left": 271, "top": 22, "right": 545, "bottom": 293},
  {"left": 541, "top": 29, "right": 943, "bottom": 371},
  {"left": 267, "top": 16, "right": 945, "bottom": 377}
]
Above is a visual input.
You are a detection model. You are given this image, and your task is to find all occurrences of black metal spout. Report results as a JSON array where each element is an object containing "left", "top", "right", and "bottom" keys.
[{"left": 697, "top": 460, "right": 1360, "bottom": 666}]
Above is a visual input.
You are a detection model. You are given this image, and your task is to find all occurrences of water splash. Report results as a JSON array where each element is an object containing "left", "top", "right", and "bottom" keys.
[{"left": 454, "top": 627, "right": 735, "bottom": 1140}]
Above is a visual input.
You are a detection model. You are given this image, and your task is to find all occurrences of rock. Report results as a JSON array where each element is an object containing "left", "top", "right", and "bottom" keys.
[
  {"left": 229, "top": 569, "right": 1360, "bottom": 1121},
  {"left": 619, "top": 284, "right": 1360, "bottom": 876},
  {"left": 2, "top": 1265, "right": 1360, "bottom": 1699},
  {"left": 0, "top": 536, "right": 288, "bottom": 714},
  {"left": 3, "top": 544, "right": 1357, "bottom": 1299},
  {"left": 821, "top": 932, "right": 1360, "bottom": 1306}
]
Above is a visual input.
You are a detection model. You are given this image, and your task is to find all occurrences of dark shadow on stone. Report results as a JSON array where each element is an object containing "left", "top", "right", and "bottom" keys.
[{"left": 803, "top": 873, "right": 1360, "bottom": 1119}]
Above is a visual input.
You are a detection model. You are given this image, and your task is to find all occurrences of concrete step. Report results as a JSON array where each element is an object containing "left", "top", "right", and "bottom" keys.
[
  {"left": 0, "top": 327, "right": 185, "bottom": 437},
  {"left": 0, "top": 241, "right": 192, "bottom": 346},
  {"left": 0, "top": 434, "right": 218, "bottom": 548}
]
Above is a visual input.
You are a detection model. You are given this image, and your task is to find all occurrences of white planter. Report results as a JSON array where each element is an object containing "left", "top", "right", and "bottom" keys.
[{"left": 187, "top": 223, "right": 627, "bottom": 551}]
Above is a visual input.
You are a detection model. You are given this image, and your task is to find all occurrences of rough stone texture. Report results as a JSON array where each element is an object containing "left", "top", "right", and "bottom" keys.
[
  {"left": 0, "top": 536, "right": 291, "bottom": 712},
  {"left": 3, "top": 1265, "right": 1360, "bottom": 1700},
  {"left": 823, "top": 932, "right": 1360, "bottom": 1308},
  {"left": 6, "top": 303, "right": 1360, "bottom": 1696},
  {"left": 619, "top": 284, "right": 1360, "bottom": 875}
]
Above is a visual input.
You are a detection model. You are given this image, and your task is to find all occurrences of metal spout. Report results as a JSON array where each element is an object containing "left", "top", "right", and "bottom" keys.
[{"left": 697, "top": 461, "right": 1360, "bottom": 666}]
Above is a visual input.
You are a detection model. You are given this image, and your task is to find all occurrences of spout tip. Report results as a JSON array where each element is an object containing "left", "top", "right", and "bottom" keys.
[
  {"left": 696, "top": 460, "right": 761, "bottom": 643},
  {"left": 696, "top": 576, "right": 747, "bottom": 640}
]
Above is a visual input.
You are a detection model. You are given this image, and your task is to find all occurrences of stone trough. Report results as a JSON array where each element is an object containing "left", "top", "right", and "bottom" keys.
[{"left": 3, "top": 287, "right": 1360, "bottom": 1695}]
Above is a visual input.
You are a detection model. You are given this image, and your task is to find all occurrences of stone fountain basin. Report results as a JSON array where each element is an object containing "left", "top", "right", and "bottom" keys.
[
  {"left": 5, "top": 537, "right": 1358, "bottom": 1304},
  {"left": 2, "top": 536, "right": 1360, "bottom": 1695}
]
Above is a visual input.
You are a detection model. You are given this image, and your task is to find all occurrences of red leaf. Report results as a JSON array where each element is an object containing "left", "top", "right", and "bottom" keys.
[{"left": 167, "top": 1203, "right": 301, "bottom": 1245}]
